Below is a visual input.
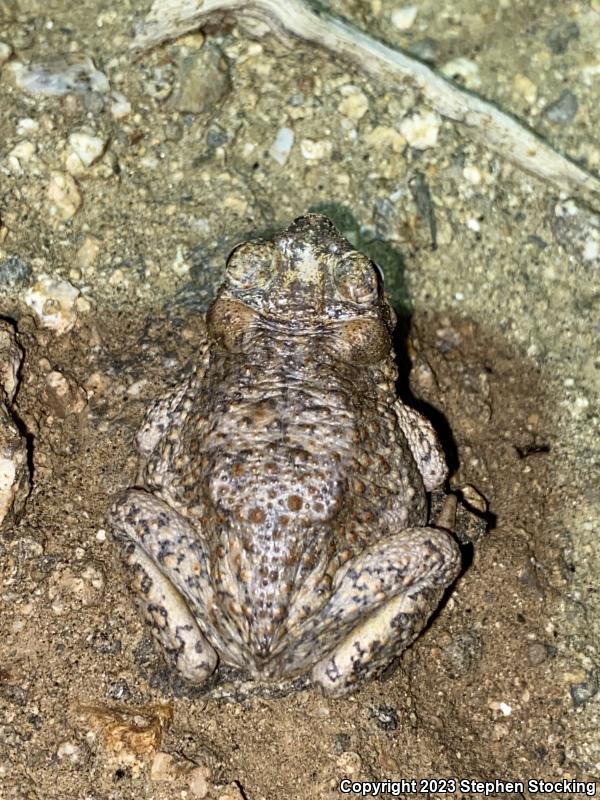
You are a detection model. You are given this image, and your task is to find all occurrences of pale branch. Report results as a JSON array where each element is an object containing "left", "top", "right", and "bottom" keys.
[{"left": 132, "top": 0, "right": 600, "bottom": 202}]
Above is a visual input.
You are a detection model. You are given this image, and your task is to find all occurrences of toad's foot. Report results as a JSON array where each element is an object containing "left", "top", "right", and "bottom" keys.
[
  {"left": 109, "top": 490, "right": 218, "bottom": 684},
  {"left": 311, "top": 527, "right": 461, "bottom": 696}
]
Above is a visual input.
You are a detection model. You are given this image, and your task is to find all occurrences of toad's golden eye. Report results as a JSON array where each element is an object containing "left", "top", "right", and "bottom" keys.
[
  {"left": 333, "top": 252, "right": 380, "bottom": 305},
  {"left": 225, "top": 241, "right": 274, "bottom": 288}
]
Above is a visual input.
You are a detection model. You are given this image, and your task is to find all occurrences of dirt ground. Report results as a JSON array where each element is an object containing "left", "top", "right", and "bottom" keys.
[{"left": 1, "top": 1, "right": 599, "bottom": 799}]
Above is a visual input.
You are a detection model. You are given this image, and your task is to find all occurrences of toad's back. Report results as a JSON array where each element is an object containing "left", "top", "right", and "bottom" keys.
[
  {"left": 111, "top": 215, "right": 459, "bottom": 692},
  {"left": 147, "top": 322, "right": 426, "bottom": 657}
]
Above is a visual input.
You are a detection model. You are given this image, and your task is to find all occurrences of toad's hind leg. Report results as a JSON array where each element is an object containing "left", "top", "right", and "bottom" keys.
[
  {"left": 312, "top": 527, "right": 460, "bottom": 696},
  {"left": 109, "top": 489, "right": 218, "bottom": 684}
]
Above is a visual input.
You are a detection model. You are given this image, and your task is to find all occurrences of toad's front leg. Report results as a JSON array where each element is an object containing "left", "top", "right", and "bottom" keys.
[
  {"left": 109, "top": 489, "right": 218, "bottom": 684},
  {"left": 310, "top": 525, "right": 461, "bottom": 696}
]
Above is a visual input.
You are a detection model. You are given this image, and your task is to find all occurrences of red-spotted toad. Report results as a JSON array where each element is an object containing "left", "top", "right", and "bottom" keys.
[{"left": 109, "top": 214, "right": 460, "bottom": 696}]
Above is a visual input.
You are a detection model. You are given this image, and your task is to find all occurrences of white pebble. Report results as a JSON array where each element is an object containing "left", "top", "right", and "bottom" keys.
[
  {"left": 269, "top": 127, "right": 294, "bottom": 165},
  {"left": 6, "top": 141, "right": 36, "bottom": 174},
  {"left": 0, "top": 328, "right": 28, "bottom": 525},
  {"left": 466, "top": 218, "right": 481, "bottom": 232},
  {"left": 10, "top": 141, "right": 36, "bottom": 161},
  {"left": 300, "top": 138, "right": 332, "bottom": 160},
  {"left": 0, "top": 324, "right": 22, "bottom": 403},
  {"left": 24, "top": 275, "right": 80, "bottom": 333},
  {"left": 46, "top": 171, "right": 82, "bottom": 221},
  {"left": 150, "top": 751, "right": 175, "bottom": 782},
  {"left": 11, "top": 56, "right": 109, "bottom": 96},
  {"left": 583, "top": 236, "right": 599, "bottom": 262},
  {"left": 57, "top": 741, "right": 80, "bottom": 762},
  {"left": 338, "top": 86, "right": 369, "bottom": 120},
  {"left": 363, "top": 125, "right": 406, "bottom": 152},
  {"left": 172, "top": 245, "right": 190, "bottom": 276},
  {"left": 441, "top": 57, "right": 481, "bottom": 90},
  {"left": 110, "top": 91, "right": 131, "bottom": 119},
  {"left": 0, "top": 449, "right": 24, "bottom": 526},
  {"left": 463, "top": 165, "right": 481, "bottom": 184},
  {"left": 0, "top": 41, "right": 12, "bottom": 66},
  {"left": 399, "top": 110, "right": 441, "bottom": 149},
  {"left": 188, "top": 766, "right": 211, "bottom": 798},
  {"left": 16, "top": 117, "right": 39, "bottom": 137},
  {"left": 68, "top": 130, "right": 107, "bottom": 167},
  {"left": 76, "top": 235, "right": 101, "bottom": 269},
  {"left": 499, "top": 702, "right": 512, "bottom": 716},
  {"left": 390, "top": 5, "right": 418, "bottom": 30}
]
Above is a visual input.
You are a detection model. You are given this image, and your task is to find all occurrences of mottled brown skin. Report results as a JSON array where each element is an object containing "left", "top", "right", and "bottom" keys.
[{"left": 110, "top": 215, "right": 460, "bottom": 696}]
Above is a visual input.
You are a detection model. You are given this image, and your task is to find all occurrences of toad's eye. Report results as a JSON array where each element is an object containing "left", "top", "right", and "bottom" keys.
[
  {"left": 334, "top": 252, "right": 380, "bottom": 305},
  {"left": 225, "top": 241, "right": 274, "bottom": 288}
]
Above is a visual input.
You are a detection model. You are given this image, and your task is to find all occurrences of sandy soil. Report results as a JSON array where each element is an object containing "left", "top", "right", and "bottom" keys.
[{"left": 0, "top": 1, "right": 598, "bottom": 798}]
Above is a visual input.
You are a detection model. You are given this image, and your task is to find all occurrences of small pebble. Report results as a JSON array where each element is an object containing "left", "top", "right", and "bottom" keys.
[
  {"left": 172, "top": 245, "right": 191, "bottom": 276},
  {"left": 172, "top": 48, "right": 231, "bottom": 113},
  {"left": 461, "top": 484, "right": 488, "bottom": 513},
  {"left": 76, "top": 235, "right": 101, "bottom": 270},
  {"left": 570, "top": 672, "right": 598, "bottom": 708},
  {"left": 336, "top": 750, "right": 362, "bottom": 776},
  {"left": 399, "top": 109, "right": 441, "bottom": 149},
  {"left": 338, "top": 85, "right": 369, "bottom": 120},
  {"left": 44, "top": 370, "right": 87, "bottom": 418},
  {"left": 83, "top": 91, "right": 105, "bottom": 114},
  {"left": 369, "top": 704, "right": 399, "bottom": 731},
  {"left": 188, "top": 766, "right": 211, "bottom": 798},
  {"left": 300, "top": 138, "right": 332, "bottom": 160},
  {"left": 462, "top": 165, "right": 481, "bottom": 184},
  {"left": 0, "top": 416, "right": 28, "bottom": 525},
  {"left": 217, "top": 783, "right": 245, "bottom": 800},
  {"left": 164, "top": 121, "right": 183, "bottom": 142},
  {"left": 16, "top": 117, "right": 39, "bottom": 137},
  {"left": 543, "top": 89, "right": 578, "bottom": 124},
  {"left": 527, "top": 642, "right": 549, "bottom": 665},
  {"left": 0, "top": 254, "right": 32, "bottom": 288},
  {"left": 68, "top": 130, "right": 107, "bottom": 167},
  {"left": 551, "top": 199, "right": 600, "bottom": 271},
  {"left": 46, "top": 172, "right": 82, "bottom": 221},
  {"left": 0, "top": 325, "right": 29, "bottom": 524},
  {"left": 110, "top": 91, "right": 131, "bottom": 119},
  {"left": 390, "top": 5, "right": 418, "bottom": 30},
  {"left": 545, "top": 21, "right": 579, "bottom": 54},
  {"left": 24, "top": 274, "right": 80, "bottom": 333},
  {"left": 269, "top": 127, "right": 294, "bottom": 165},
  {"left": 408, "top": 38, "right": 438, "bottom": 64},
  {"left": 56, "top": 741, "right": 81, "bottom": 762},
  {"left": 513, "top": 73, "right": 538, "bottom": 104},
  {"left": 6, "top": 141, "right": 36, "bottom": 174},
  {"left": 150, "top": 751, "right": 176, "bottom": 782},
  {"left": 441, "top": 57, "right": 481, "bottom": 89},
  {"left": 363, "top": 126, "right": 405, "bottom": 152},
  {"left": 0, "top": 323, "right": 22, "bottom": 403},
  {"left": 11, "top": 56, "right": 109, "bottom": 96},
  {"left": 0, "top": 41, "right": 12, "bottom": 66}
]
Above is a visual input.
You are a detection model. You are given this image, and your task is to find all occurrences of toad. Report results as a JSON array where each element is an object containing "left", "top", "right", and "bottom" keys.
[{"left": 109, "top": 214, "right": 460, "bottom": 696}]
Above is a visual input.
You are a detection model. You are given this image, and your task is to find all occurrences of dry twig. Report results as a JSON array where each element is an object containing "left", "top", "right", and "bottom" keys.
[{"left": 132, "top": 0, "right": 600, "bottom": 202}]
